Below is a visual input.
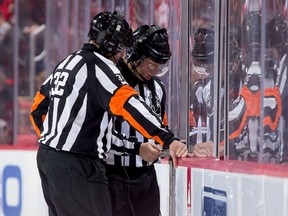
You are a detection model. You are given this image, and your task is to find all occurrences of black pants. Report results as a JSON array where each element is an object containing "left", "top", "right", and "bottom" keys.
[
  {"left": 106, "top": 165, "right": 160, "bottom": 216},
  {"left": 37, "top": 145, "right": 112, "bottom": 216}
]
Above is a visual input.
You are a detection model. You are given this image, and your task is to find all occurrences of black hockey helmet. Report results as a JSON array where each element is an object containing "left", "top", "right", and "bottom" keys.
[
  {"left": 126, "top": 25, "right": 171, "bottom": 77},
  {"left": 88, "top": 11, "right": 133, "bottom": 57},
  {"left": 266, "top": 13, "right": 288, "bottom": 56},
  {"left": 127, "top": 25, "right": 171, "bottom": 64},
  {"left": 192, "top": 26, "right": 215, "bottom": 64}
]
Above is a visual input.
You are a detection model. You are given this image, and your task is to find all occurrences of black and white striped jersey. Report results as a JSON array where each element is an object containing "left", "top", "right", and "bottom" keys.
[
  {"left": 106, "top": 58, "right": 168, "bottom": 167},
  {"left": 30, "top": 43, "right": 176, "bottom": 160}
]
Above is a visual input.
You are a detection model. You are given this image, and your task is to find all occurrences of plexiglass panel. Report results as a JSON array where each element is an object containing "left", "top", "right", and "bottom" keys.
[
  {"left": 1, "top": 0, "right": 287, "bottom": 166},
  {"left": 188, "top": 0, "right": 216, "bottom": 146},
  {"left": 227, "top": 0, "right": 288, "bottom": 164}
]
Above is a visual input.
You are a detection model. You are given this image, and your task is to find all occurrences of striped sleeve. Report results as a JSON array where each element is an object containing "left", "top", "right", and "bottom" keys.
[
  {"left": 109, "top": 85, "right": 175, "bottom": 147},
  {"left": 30, "top": 91, "right": 49, "bottom": 137},
  {"left": 92, "top": 53, "right": 175, "bottom": 146},
  {"left": 30, "top": 75, "right": 51, "bottom": 137}
]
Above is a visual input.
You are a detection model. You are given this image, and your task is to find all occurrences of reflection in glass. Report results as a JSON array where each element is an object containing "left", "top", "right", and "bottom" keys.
[{"left": 227, "top": 6, "right": 288, "bottom": 164}]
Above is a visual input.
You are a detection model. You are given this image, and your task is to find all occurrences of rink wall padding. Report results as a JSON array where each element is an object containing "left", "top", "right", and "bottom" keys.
[
  {"left": 0, "top": 149, "right": 287, "bottom": 216},
  {"left": 165, "top": 158, "right": 288, "bottom": 216}
]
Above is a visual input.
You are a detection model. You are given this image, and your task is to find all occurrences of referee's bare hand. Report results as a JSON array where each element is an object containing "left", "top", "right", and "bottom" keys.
[
  {"left": 139, "top": 142, "right": 162, "bottom": 162},
  {"left": 169, "top": 140, "right": 188, "bottom": 168},
  {"left": 191, "top": 140, "right": 213, "bottom": 158}
]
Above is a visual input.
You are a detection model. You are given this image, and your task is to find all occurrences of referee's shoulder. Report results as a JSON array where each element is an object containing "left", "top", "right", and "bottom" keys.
[{"left": 73, "top": 50, "right": 100, "bottom": 67}]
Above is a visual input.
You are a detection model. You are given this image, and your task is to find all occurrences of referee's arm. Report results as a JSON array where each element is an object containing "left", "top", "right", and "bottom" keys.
[
  {"left": 30, "top": 77, "right": 51, "bottom": 138},
  {"left": 109, "top": 85, "right": 176, "bottom": 149}
]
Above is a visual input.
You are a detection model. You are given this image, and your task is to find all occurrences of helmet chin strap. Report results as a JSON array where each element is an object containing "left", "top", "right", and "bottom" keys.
[
  {"left": 111, "top": 55, "right": 118, "bottom": 64},
  {"left": 129, "top": 61, "right": 147, "bottom": 82},
  {"left": 102, "top": 50, "right": 117, "bottom": 59}
]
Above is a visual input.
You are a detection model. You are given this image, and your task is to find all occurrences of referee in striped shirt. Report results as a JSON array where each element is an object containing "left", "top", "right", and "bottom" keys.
[
  {"left": 30, "top": 11, "right": 188, "bottom": 216},
  {"left": 106, "top": 25, "right": 172, "bottom": 216}
]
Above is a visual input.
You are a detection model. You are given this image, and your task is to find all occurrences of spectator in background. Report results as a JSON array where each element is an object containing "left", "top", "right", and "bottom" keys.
[
  {"left": 19, "top": 17, "right": 45, "bottom": 96},
  {"left": 0, "top": 118, "right": 11, "bottom": 144},
  {"left": 129, "top": 0, "right": 150, "bottom": 29},
  {"left": 0, "top": 68, "right": 13, "bottom": 120},
  {"left": 154, "top": 0, "right": 169, "bottom": 28},
  {"left": 35, "top": 60, "right": 46, "bottom": 91},
  {"left": 0, "top": 0, "right": 13, "bottom": 23},
  {"left": 0, "top": 68, "right": 13, "bottom": 144},
  {"left": 0, "top": 10, "right": 13, "bottom": 79},
  {"left": 0, "top": 11, "right": 11, "bottom": 42}
]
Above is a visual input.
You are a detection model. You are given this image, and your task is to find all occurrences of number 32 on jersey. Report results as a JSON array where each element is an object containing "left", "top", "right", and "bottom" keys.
[{"left": 51, "top": 72, "right": 69, "bottom": 96}]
